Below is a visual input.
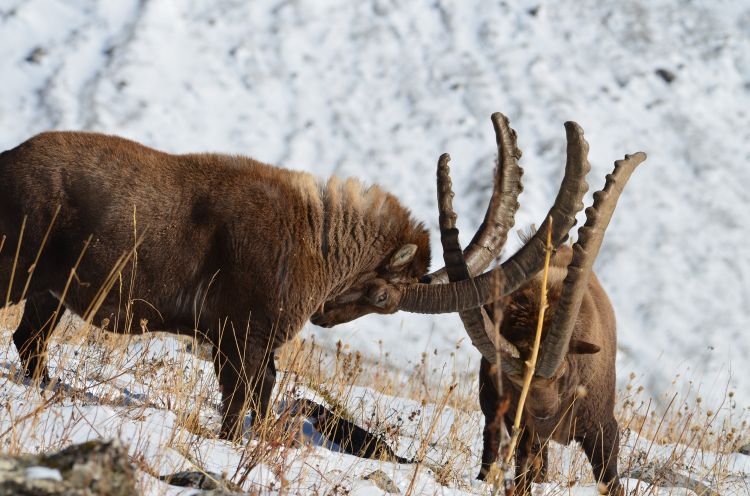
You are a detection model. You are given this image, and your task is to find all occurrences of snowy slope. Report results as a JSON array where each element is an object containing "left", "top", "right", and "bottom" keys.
[
  {"left": 2, "top": 329, "right": 748, "bottom": 494},
  {"left": 1, "top": 0, "right": 748, "bottom": 416}
]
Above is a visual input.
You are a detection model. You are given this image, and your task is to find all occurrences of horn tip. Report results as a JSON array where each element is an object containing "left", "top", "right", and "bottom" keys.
[
  {"left": 564, "top": 120, "right": 584, "bottom": 134},
  {"left": 564, "top": 121, "right": 591, "bottom": 157},
  {"left": 491, "top": 112, "right": 508, "bottom": 124},
  {"left": 614, "top": 151, "right": 647, "bottom": 171},
  {"left": 625, "top": 151, "right": 647, "bottom": 162}
]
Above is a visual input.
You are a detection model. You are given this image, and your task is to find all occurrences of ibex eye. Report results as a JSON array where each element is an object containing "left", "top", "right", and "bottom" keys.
[{"left": 376, "top": 292, "right": 388, "bottom": 304}]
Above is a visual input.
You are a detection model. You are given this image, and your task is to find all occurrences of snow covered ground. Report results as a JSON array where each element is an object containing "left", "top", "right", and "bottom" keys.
[
  {"left": 1, "top": 0, "right": 749, "bottom": 493},
  {"left": 1, "top": 327, "right": 748, "bottom": 494}
]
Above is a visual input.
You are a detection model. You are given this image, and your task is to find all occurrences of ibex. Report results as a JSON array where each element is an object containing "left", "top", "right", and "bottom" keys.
[
  {"left": 426, "top": 117, "right": 645, "bottom": 495},
  {"left": 0, "top": 122, "right": 537, "bottom": 439}
]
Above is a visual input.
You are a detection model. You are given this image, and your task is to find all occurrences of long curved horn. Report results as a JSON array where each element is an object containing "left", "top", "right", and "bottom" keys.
[
  {"left": 535, "top": 152, "right": 647, "bottom": 379},
  {"left": 396, "top": 121, "right": 592, "bottom": 314},
  {"left": 500, "top": 122, "right": 591, "bottom": 294},
  {"left": 423, "top": 112, "right": 523, "bottom": 284},
  {"left": 395, "top": 269, "right": 503, "bottom": 313},
  {"left": 435, "top": 153, "right": 523, "bottom": 376}
]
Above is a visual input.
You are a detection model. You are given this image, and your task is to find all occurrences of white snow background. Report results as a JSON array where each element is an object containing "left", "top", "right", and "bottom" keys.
[{"left": 0, "top": 0, "right": 749, "bottom": 493}]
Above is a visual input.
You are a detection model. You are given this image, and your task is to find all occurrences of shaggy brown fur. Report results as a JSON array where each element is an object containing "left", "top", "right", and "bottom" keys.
[
  {"left": 0, "top": 131, "right": 430, "bottom": 439},
  {"left": 478, "top": 245, "right": 622, "bottom": 496}
]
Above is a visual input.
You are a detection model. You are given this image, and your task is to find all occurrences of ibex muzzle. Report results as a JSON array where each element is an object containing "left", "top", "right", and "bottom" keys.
[{"left": 432, "top": 115, "right": 645, "bottom": 496}]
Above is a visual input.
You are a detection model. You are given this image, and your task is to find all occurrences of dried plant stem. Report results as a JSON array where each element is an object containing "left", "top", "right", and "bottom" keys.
[
  {"left": 20, "top": 205, "right": 61, "bottom": 302},
  {"left": 505, "top": 217, "right": 553, "bottom": 464},
  {"left": 81, "top": 232, "right": 145, "bottom": 330},
  {"left": 405, "top": 383, "right": 456, "bottom": 496},
  {"left": 489, "top": 263, "right": 513, "bottom": 495},
  {"left": 5, "top": 215, "right": 27, "bottom": 307},
  {"left": 0, "top": 389, "right": 62, "bottom": 441},
  {"left": 51, "top": 236, "right": 93, "bottom": 330}
]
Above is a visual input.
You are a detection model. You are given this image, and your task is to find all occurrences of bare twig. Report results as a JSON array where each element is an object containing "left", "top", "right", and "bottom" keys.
[
  {"left": 405, "top": 383, "right": 456, "bottom": 496},
  {"left": 20, "top": 205, "right": 61, "bottom": 302},
  {"left": 5, "top": 215, "right": 27, "bottom": 307},
  {"left": 505, "top": 217, "right": 553, "bottom": 464}
]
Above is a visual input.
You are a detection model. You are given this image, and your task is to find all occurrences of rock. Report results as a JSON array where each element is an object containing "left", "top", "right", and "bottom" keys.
[
  {"left": 25, "top": 47, "right": 47, "bottom": 64},
  {"left": 624, "top": 461, "right": 720, "bottom": 496},
  {"left": 655, "top": 68, "right": 677, "bottom": 84},
  {"left": 159, "top": 471, "right": 243, "bottom": 493},
  {"left": 0, "top": 439, "right": 137, "bottom": 496},
  {"left": 363, "top": 470, "right": 400, "bottom": 494}
]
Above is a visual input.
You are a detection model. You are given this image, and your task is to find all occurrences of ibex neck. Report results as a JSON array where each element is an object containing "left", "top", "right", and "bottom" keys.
[{"left": 315, "top": 176, "right": 406, "bottom": 289}]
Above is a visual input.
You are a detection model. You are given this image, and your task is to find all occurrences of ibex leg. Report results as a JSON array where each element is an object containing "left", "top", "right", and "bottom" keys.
[
  {"left": 478, "top": 357, "right": 503, "bottom": 480},
  {"left": 580, "top": 416, "right": 623, "bottom": 496},
  {"left": 513, "top": 426, "right": 547, "bottom": 495},
  {"left": 212, "top": 324, "right": 277, "bottom": 441},
  {"left": 13, "top": 291, "right": 65, "bottom": 384}
]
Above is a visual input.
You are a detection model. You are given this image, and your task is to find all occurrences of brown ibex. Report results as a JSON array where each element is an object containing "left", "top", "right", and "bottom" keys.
[
  {"left": 428, "top": 119, "right": 645, "bottom": 495},
  {"left": 0, "top": 120, "right": 555, "bottom": 440}
]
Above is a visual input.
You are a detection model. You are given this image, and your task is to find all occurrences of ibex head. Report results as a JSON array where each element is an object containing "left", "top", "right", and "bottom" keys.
[{"left": 311, "top": 230, "right": 431, "bottom": 327}]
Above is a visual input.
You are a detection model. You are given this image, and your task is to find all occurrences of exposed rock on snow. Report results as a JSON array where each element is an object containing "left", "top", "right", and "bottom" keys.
[
  {"left": 625, "top": 461, "right": 720, "bottom": 496},
  {"left": 292, "top": 398, "right": 411, "bottom": 463},
  {"left": 363, "top": 469, "right": 401, "bottom": 494},
  {"left": 159, "top": 470, "right": 243, "bottom": 493},
  {"left": 0, "top": 439, "right": 136, "bottom": 496}
]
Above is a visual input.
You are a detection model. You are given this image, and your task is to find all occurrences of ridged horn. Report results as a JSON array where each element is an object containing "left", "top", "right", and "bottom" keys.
[
  {"left": 434, "top": 153, "right": 524, "bottom": 375},
  {"left": 535, "top": 152, "right": 647, "bottom": 379},
  {"left": 423, "top": 112, "right": 523, "bottom": 284},
  {"left": 500, "top": 121, "right": 591, "bottom": 294}
]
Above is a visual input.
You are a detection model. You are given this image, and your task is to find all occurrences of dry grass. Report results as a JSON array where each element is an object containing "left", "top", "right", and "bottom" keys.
[{"left": 0, "top": 302, "right": 748, "bottom": 494}]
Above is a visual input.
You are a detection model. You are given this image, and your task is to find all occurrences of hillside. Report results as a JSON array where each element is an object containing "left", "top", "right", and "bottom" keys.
[{"left": 0, "top": 0, "right": 749, "bottom": 494}]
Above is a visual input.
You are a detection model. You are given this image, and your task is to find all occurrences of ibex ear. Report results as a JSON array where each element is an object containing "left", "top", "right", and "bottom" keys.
[
  {"left": 568, "top": 340, "right": 601, "bottom": 355},
  {"left": 389, "top": 244, "right": 418, "bottom": 270}
]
